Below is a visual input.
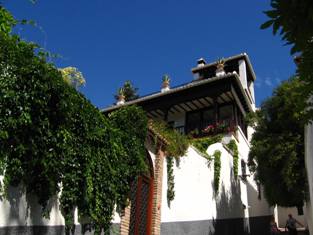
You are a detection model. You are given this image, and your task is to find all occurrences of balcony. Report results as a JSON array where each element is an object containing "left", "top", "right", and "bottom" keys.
[{"left": 175, "top": 119, "right": 237, "bottom": 138}]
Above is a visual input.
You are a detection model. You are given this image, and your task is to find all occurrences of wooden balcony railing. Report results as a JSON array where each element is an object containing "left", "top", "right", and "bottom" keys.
[{"left": 185, "top": 119, "right": 237, "bottom": 138}]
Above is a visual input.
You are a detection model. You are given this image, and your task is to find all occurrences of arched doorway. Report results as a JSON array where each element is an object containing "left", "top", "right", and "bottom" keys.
[{"left": 129, "top": 152, "right": 154, "bottom": 235}]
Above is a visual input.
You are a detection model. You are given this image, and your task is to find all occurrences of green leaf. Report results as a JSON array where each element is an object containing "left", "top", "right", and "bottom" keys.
[
  {"left": 264, "top": 10, "right": 279, "bottom": 18},
  {"left": 260, "top": 20, "right": 274, "bottom": 29},
  {"left": 273, "top": 20, "right": 280, "bottom": 35}
]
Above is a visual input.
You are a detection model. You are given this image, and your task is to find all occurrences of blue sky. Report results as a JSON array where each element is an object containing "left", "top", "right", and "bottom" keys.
[{"left": 4, "top": 0, "right": 296, "bottom": 108}]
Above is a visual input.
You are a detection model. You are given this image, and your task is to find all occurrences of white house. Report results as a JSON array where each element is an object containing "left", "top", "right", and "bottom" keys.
[
  {"left": 104, "top": 53, "right": 274, "bottom": 235},
  {"left": 1, "top": 53, "right": 308, "bottom": 235}
]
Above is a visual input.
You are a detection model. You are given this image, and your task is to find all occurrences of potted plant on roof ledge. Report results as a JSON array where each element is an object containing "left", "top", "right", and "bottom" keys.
[
  {"left": 215, "top": 58, "right": 226, "bottom": 77},
  {"left": 116, "top": 87, "right": 125, "bottom": 105},
  {"left": 161, "top": 74, "right": 170, "bottom": 92}
]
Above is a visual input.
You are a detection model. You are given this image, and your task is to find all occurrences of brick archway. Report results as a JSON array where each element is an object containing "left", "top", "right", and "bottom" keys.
[
  {"left": 128, "top": 151, "right": 154, "bottom": 235},
  {"left": 120, "top": 148, "right": 165, "bottom": 235}
]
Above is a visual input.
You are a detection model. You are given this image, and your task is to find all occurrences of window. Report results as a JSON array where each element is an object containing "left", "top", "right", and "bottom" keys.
[
  {"left": 219, "top": 105, "right": 233, "bottom": 122},
  {"left": 202, "top": 109, "right": 214, "bottom": 127},
  {"left": 185, "top": 104, "right": 235, "bottom": 136},
  {"left": 241, "top": 160, "right": 247, "bottom": 176},
  {"left": 186, "top": 111, "right": 201, "bottom": 134}
]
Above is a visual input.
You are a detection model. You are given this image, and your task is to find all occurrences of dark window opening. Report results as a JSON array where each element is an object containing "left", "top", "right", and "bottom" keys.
[
  {"left": 241, "top": 160, "right": 247, "bottom": 176},
  {"left": 241, "top": 160, "right": 247, "bottom": 181},
  {"left": 186, "top": 111, "right": 202, "bottom": 134},
  {"left": 167, "top": 121, "right": 174, "bottom": 128},
  {"left": 185, "top": 103, "right": 238, "bottom": 137},
  {"left": 129, "top": 153, "right": 153, "bottom": 235},
  {"left": 219, "top": 104, "right": 233, "bottom": 126}
]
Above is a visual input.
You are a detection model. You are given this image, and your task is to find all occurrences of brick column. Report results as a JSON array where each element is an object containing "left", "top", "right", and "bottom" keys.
[
  {"left": 120, "top": 204, "right": 131, "bottom": 235},
  {"left": 151, "top": 148, "right": 165, "bottom": 235}
]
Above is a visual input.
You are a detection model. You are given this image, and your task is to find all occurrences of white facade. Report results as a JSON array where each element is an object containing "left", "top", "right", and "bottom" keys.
[
  {"left": 160, "top": 129, "right": 273, "bottom": 234},
  {"left": 305, "top": 123, "right": 313, "bottom": 233},
  {"left": 0, "top": 54, "right": 287, "bottom": 235},
  {"left": 0, "top": 189, "right": 64, "bottom": 227}
]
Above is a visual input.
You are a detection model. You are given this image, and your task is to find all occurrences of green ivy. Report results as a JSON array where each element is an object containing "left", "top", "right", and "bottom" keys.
[
  {"left": 190, "top": 136, "right": 223, "bottom": 195},
  {"left": 213, "top": 150, "right": 222, "bottom": 194},
  {"left": 166, "top": 157, "right": 175, "bottom": 207},
  {"left": 149, "top": 120, "right": 189, "bottom": 206},
  {"left": 191, "top": 135, "right": 222, "bottom": 164},
  {"left": 226, "top": 140, "right": 239, "bottom": 179},
  {"left": 149, "top": 120, "right": 189, "bottom": 158},
  {"left": 0, "top": 7, "right": 148, "bottom": 234}
]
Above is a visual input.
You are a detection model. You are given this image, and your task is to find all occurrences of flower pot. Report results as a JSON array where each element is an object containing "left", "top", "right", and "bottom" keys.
[
  {"left": 161, "top": 81, "right": 170, "bottom": 92},
  {"left": 117, "top": 94, "right": 125, "bottom": 105}
]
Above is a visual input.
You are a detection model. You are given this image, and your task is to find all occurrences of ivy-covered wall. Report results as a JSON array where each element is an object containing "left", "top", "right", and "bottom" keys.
[{"left": 160, "top": 130, "right": 273, "bottom": 235}]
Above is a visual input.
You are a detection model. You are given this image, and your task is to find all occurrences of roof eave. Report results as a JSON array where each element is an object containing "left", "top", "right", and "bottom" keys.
[{"left": 101, "top": 74, "right": 235, "bottom": 113}]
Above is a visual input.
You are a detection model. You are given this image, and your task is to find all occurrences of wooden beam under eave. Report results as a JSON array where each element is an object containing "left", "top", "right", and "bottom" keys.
[
  {"left": 171, "top": 105, "right": 182, "bottom": 114},
  {"left": 204, "top": 97, "right": 213, "bottom": 105},
  {"left": 150, "top": 110, "right": 160, "bottom": 118},
  {"left": 197, "top": 98, "right": 206, "bottom": 107},
  {"left": 141, "top": 80, "right": 230, "bottom": 112},
  {"left": 185, "top": 101, "right": 197, "bottom": 110},
  {"left": 176, "top": 104, "right": 188, "bottom": 112},
  {"left": 225, "top": 91, "right": 234, "bottom": 102},
  {"left": 191, "top": 100, "right": 201, "bottom": 109},
  {"left": 180, "top": 103, "right": 192, "bottom": 112}
]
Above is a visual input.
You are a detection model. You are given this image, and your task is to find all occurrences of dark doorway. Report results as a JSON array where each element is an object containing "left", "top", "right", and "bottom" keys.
[{"left": 129, "top": 153, "right": 154, "bottom": 235}]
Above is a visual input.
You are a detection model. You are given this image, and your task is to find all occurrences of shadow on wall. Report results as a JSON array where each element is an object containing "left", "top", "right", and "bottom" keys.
[
  {"left": 0, "top": 185, "right": 120, "bottom": 235},
  {"left": 208, "top": 178, "right": 248, "bottom": 235},
  {"left": 246, "top": 180, "right": 272, "bottom": 235},
  {"left": 0, "top": 185, "right": 54, "bottom": 235}
]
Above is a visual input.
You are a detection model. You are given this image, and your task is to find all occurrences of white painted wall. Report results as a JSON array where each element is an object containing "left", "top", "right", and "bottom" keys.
[
  {"left": 0, "top": 185, "right": 122, "bottom": 226},
  {"left": 305, "top": 123, "right": 313, "bottom": 233},
  {"left": 161, "top": 130, "right": 272, "bottom": 224},
  {"left": 276, "top": 206, "right": 306, "bottom": 228},
  {"left": 234, "top": 128, "right": 273, "bottom": 218},
  {"left": 0, "top": 142, "right": 158, "bottom": 228},
  {"left": 0, "top": 186, "right": 65, "bottom": 227},
  {"left": 238, "top": 60, "right": 248, "bottom": 90}
]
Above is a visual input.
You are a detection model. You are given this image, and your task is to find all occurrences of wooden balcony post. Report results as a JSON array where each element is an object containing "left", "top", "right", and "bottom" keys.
[{"left": 213, "top": 97, "right": 218, "bottom": 125}]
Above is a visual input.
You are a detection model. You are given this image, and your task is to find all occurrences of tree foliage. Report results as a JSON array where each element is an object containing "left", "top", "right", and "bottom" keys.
[
  {"left": 248, "top": 77, "right": 306, "bottom": 207},
  {"left": 114, "top": 80, "right": 139, "bottom": 102},
  {"left": 261, "top": 0, "right": 313, "bottom": 121},
  {"left": 0, "top": 6, "right": 148, "bottom": 234},
  {"left": 59, "top": 66, "right": 85, "bottom": 89}
]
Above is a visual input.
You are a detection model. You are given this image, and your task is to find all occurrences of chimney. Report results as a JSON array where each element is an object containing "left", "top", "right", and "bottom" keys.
[{"left": 197, "top": 58, "right": 206, "bottom": 67}]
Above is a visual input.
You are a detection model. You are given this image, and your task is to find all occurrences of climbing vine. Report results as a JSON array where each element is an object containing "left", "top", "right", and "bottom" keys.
[
  {"left": 190, "top": 136, "right": 223, "bottom": 195},
  {"left": 0, "top": 7, "right": 148, "bottom": 234},
  {"left": 149, "top": 120, "right": 189, "bottom": 206},
  {"left": 149, "top": 120, "right": 189, "bottom": 158},
  {"left": 213, "top": 150, "right": 222, "bottom": 194},
  {"left": 226, "top": 139, "right": 239, "bottom": 179},
  {"left": 191, "top": 135, "right": 223, "bottom": 163},
  {"left": 166, "top": 157, "right": 175, "bottom": 207}
]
